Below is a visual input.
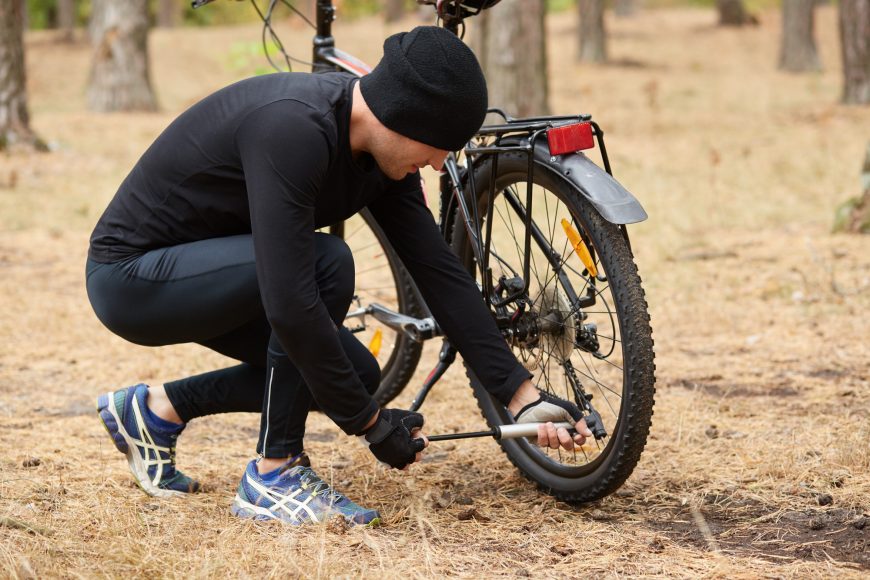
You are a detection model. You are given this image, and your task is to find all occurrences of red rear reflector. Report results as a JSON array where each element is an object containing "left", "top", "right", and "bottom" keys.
[{"left": 547, "top": 122, "right": 594, "bottom": 156}]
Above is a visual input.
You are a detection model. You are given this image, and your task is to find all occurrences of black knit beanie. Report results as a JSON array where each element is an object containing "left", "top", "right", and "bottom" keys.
[{"left": 359, "top": 26, "right": 488, "bottom": 151}]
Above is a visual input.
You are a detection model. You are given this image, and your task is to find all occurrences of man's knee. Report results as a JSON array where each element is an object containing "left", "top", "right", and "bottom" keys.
[
  {"left": 314, "top": 234, "right": 355, "bottom": 320},
  {"left": 316, "top": 233, "right": 354, "bottom": 278}
]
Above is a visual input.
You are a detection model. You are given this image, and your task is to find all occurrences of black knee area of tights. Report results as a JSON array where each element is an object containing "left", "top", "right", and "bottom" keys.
[{"left": 314, "top": 234, "right": 355, "bottom": 324}]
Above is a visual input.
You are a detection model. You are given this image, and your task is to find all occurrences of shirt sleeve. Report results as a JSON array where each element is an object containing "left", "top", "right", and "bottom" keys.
[
  {"left": 368, "top": 177, "right": 531, "bottom": 407},
  {"left": 236, "top": 100, "right": 378, "bottom": 435}
]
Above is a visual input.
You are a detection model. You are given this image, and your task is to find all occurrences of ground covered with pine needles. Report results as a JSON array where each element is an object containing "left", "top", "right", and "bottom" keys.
[{"left": 1, "top": 6, "right": 868, "bottom": 578}]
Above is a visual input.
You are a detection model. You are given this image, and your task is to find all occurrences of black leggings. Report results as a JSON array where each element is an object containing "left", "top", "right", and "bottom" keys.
[{"left": 85, "top": 233, "right": 380, "bottom": 458}]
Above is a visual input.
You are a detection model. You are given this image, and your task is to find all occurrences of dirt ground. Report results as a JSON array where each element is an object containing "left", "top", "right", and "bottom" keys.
[{"left": 2, "top": 5, "right": 869, "bottom": 578}]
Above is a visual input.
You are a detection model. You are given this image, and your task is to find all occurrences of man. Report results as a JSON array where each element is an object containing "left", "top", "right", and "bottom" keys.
[{"left": 87, "top": 26, "right": 591, "bottom": 526}]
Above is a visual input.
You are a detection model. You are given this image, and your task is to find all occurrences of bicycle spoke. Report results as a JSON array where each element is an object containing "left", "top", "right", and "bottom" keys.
[
  {"left": 544, "top": 186, "right": 554, "bottom": 255},
  {"left": 530, "top": 219, "right": 575, "bottom": 308},
  {"left": 503, "top": 186, "right": 543, "bottom": 285},
  {"left": 489, "top": 248, "right": 521, "bottom": 278},
  {"left": 356, "top": 286, "right": 403, "bottom": 295},
  {"left": 343, "top": 221, "right": 369, "bottom": 242},
  {"left": 590, "top": 332, "right": 621, "bottom": 345},
  {"left": 501, "top": 186, "right": 543, "bottom": 289},
  {"left": 355, "top": 263, "right": 392, "bottom": 276},
  {"left": 454, "top": 148, "right": 655, "bottom": 499},
  {"left": 473, "top": 163, "right": 635, "bottom": 471},
  {"left": 352, "top": 240, "right": 387, "bottom": 256},
  {"left": 573, "top": 362, "right": 623, "bottom": 407},
  {"left": 572, "top": 359, "right": 621, "bottom": 428},
  {"left": 494, "top": 196, "right": 528, "bottom": 280}
]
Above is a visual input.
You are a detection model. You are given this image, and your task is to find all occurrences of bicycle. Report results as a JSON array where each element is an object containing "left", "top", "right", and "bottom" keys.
[{"left": 193, "top": 0, "right": 656, "bottom": 503}]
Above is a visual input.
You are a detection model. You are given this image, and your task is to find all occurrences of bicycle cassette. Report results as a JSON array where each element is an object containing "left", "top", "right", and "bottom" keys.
[{"left": 537, "top": 284, "right": 577, "bottom": 361}]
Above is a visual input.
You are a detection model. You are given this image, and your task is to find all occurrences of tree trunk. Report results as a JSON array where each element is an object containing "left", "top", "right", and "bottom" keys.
[
  {"left": 0, "top": 0, "right": 43, "bottom": 150},
  {"left": 471, "top": 0, "right": 549, "bottom": 120},
  {"left": 384, "top": 0, "right": 406, "bottom": 23},
  {"left": 833, "top": 142, "right": 870, "bottom": 233},
  {"left": 578, "top": 0, "right": 606, "bottom": 63},
  {"left": 19, "top": 0, "right": 28, "bottom": 31},
  {"left": 717, "top": 0, "right": 749, "bottom": 26},
  {"left": 614, "top": 0, "right": 636, "bottom": 18},
  {"left": 779, "top": 0, "right": 820, "bottom": 72},
  {"left": 87, "top": 0, "right": 157, "bottom": 112},
  {"left": 156, "top": 0, "right": 179, "bottom": 28},
  {"left": 57, "top": 0, "right": 75, "bottom": 42},
  {"left": 839, "top": 0, "right": 870, "bottom": 104}
]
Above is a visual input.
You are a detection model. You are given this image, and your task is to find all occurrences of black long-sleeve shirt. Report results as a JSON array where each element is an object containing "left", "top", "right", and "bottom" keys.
[{"left": 89, "top": 72, "right": 530, "bottom": 435}]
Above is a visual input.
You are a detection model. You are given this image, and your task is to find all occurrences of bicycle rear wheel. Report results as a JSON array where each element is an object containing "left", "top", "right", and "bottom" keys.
[
  {"left": 451, "top": 152, "right": 656, "bottom": 502},
  {"left": 330, "top": 209, "right": 424, "bottom": 405}
]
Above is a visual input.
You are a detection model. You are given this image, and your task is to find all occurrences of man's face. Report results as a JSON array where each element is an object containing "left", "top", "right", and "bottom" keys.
[{"left": 368, "top": 125, "right": 449, "bottom": 180}]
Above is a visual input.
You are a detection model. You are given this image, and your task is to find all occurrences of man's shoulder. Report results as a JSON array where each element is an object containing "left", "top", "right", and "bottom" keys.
[
  {"left": 226, "top": 72, "right": 353, "bottom": 115},
  {"left": 228, "top": 72, "right": 354, "bottom": 148}
]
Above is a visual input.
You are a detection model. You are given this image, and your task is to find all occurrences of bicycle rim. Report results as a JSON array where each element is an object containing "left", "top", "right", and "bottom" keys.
[{"left": 455, "top": 153, "right": 656, "bottom": 501}]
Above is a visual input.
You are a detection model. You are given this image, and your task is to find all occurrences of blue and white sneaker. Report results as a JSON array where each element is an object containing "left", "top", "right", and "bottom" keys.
[
  {"left": 96, "top": 384, "right": 200, "bottom": 497},
  {"left": 230, "top": 454, "right": 380, "bottom": 526}
]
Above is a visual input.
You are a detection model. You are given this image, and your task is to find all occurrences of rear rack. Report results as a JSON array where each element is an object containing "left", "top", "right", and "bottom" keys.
[
  {"left": 467, "top": 110, "right": 611, "bottom": 176},
  {"left": 447, "top": 110, "right": 612, "bottom": 313}
]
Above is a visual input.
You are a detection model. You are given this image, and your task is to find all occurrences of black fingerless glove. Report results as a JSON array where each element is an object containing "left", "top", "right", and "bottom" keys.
[
  {"left": 514, "top": 390, "right": 605, "bottom": 439},
  {"left": 513, "top": 390, "right": 583, "bottom": 423},
  {"left": 359, "top": 408, "right": 426, "bottom": 470}
]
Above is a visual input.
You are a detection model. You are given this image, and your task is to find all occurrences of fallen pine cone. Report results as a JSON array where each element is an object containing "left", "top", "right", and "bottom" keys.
[
  {"left": 325, "top": 516, "right": 349, "bottom": 535},
  {"left": 457, "top": 508, "right": 489, "bottom": 522}
]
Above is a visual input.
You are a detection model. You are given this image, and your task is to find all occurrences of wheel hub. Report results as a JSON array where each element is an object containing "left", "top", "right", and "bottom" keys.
[{"left": 538, "top": 284, "right": 577, "bottom": 360}]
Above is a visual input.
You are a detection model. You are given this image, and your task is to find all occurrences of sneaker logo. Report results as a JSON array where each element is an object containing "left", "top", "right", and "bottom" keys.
[
  {"left": 245, "top": 474, "right": 320, "bottom": 523},
  {"left": 130, "top": 398, "right": 173, "bottom": 486}
]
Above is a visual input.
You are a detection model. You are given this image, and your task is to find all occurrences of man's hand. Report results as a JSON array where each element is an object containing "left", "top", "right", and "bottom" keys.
[
  {"left": 358, "top": 408, "right": 429, "bottom": 469},
  {"left": 508, "top": 380, "right": 593, "bottom": 451}
]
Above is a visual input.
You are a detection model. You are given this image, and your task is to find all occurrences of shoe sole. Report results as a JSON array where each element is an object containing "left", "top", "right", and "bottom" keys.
[
  {"left": 229, "top": 494, "right": 381, "bottom": 527},
  {"left": 97, "top": 392, "right": 185, "bottom": 499}
]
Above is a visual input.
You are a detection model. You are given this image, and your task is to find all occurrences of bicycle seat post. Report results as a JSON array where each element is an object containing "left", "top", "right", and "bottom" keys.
[{"left": 312, "top": 0, "right": 336, "bottom": 73}]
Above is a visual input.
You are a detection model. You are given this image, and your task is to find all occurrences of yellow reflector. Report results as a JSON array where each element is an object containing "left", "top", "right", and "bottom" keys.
[
  {"left": 561, "top": 218, "right": 598, "bottom": 277},
  {"left": 368, "top": 328, "right": 383, "bottom": 357}
]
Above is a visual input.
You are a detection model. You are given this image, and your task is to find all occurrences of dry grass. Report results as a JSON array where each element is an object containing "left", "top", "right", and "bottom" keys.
[{"left": 2, "top": 5, "right": 869, "bottom": 578}]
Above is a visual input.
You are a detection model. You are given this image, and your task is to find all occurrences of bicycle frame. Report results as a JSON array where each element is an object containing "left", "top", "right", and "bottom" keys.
[
  {"left": 299, "top": 0, "right": 648, "bottom": 411},
  {"left": 186, "top": 3, "right": 660, "bottom": 488},
  {"left": 311, "top": 0, "right": 372, "bottom": 75},
  {"left": 211, "top": 0, "right": 648, "bottom": 419},
  {"left": 309, "top": 4, "right": 595, "bottom": 298}
]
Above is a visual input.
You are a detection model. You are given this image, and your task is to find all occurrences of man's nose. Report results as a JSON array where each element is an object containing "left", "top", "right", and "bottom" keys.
[{"left": 429, "top": 151, "right": 448, "bottom": 171}]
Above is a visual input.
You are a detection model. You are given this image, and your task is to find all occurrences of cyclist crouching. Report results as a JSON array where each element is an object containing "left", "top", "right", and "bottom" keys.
[{"left": 87, "top": 26, "right": 591, "bottom": 526}]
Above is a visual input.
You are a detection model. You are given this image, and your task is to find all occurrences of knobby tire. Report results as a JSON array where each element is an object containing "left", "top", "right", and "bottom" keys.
[{"left": 452, "top": 152, "right": 656, "bottom": 502}]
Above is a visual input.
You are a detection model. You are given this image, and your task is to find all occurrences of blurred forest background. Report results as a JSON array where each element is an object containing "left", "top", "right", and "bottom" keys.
[
  {"left": 1, "top": 0, "right": 869, "bottom": 227},
  {"left": 1, "top": 0, "right": 869, "bottom": 576}
]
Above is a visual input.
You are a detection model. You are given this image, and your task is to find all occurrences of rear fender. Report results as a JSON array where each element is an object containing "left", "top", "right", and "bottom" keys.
[
  {"left": 544, "top": 148, "right": 647, "bottom": 224},
  {"left": 442, "top": 138, "right": 647, "bottom": 243},
  {"left": 500, "top": 139, "right": 648, "bottom": 225}
]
